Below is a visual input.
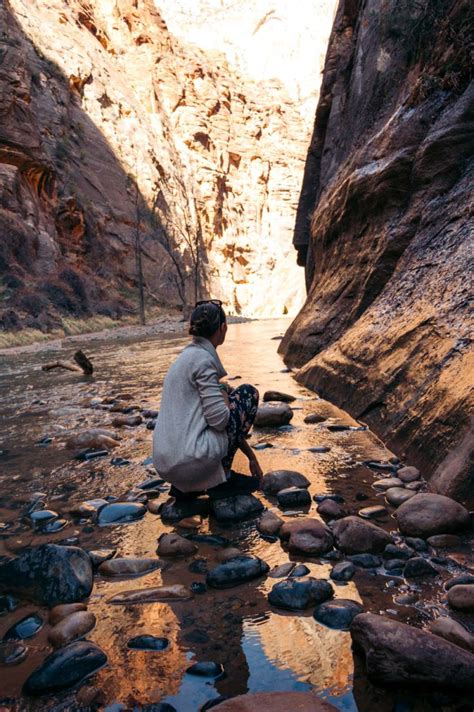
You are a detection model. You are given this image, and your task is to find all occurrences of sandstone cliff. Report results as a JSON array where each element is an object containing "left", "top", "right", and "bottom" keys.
[
  {"left": 0, "top": 0, "right": 336, "bottom": 332},
  {"left": 280, "top": 0, "right": 473, "bottom": 499}
]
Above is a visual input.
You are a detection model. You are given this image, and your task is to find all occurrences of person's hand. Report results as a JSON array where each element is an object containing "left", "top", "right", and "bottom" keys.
[
  {"left": 249, "top": 454, "right": 263, "bottom": 482},
  {"left": 222, "top": 390, "right": 230, "bottom": 408}
]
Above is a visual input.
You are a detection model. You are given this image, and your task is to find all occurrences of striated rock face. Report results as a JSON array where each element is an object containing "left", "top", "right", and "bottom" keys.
[
  {"left": 0, "top": 0, "right": 336, "bottom": 328},
  {"left": 280, "top": 0, "right": 474, "bottom": 499}
]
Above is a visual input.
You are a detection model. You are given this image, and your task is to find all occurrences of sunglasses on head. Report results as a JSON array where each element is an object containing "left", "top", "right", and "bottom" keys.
[{"left": 194, "top": 299, "right": 223, "bottom": 308}]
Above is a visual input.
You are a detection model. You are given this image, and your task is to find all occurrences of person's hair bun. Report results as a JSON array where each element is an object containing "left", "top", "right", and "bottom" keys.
[{"left": 189, "top": 303, "right": 226, "bottom": 338}]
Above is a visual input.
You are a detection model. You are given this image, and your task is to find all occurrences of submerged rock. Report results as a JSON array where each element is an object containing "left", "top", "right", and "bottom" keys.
[
  {"left": 210, "top": 691, "right": 338, "bottom": 711},
  {"left": 254, "top": 403, "right": 293, "bottom": 427},
  {"left": 107, "top": 585, "right": 192, "bottom": 604},
  {"left": 186, "top": 661, "right": 224, "bottom": 678},
  {"left": 350, "top": 613, "right": 474, "bottom": 691},
  {"left": 332, "top": 516, "right": 391, "bottom": 554},
  {"left": 257, "top": 510, "right": 283, "bottom": 536},
  {"left": 0, "top": 640, "right": 28, "bottom": 665},
  {"left": 211, "top": 494, "right": 263, "bottom": 523},
  {"left": 3, "top": 614, "right": 43, "bottom": 640},
  {"left": 157, "top": 533, "right": 197, "bottom": 557},
  {"left": 98, "top": 502, "right": 147, "bottom": 525},
  {"left": 263, "top": 390, "right": 296, "bottom": 403},
  {"left": 261, "top": 470, "right": 310, "bottom": 495},
  {"left": 0, "top": 544, "right": 92, "bottom": 606},
  {"left": 268, "top": 577, "right": 333, "bottom": 610},
  {"left": 277, "top": 487, "right": 311, "bottom": 508},
  {"left": 23, "top": 641, "right": 107, "bottom": 695},
  {"left": 48, "top": 611, "right": 96, "bottom": 648},
  {"left": 127, "top": 635, "right": 169, "bottom": 651},
  {"left": 98, "top": 557, "right": 163, "bottom": 577},
  {"left": 280, "top": 518, "right": 333, "bottom": 555},
  {"left": 395, "top": 494, "right": 471, "bottom": 538},
  {"left": 206, "top": 556, "right": 269, "bottom": 589},
  {"left": 314, "top": 599, "right": 363, "bottom": 630}
]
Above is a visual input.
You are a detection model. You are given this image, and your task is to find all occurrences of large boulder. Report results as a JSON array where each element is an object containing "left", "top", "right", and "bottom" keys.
[
  {"left": 254, "top": 403, "right": 293, "bottom": 427},
  {"left": 395, "top": 493, "right": 471, "bottom": 538},
  {"left": 206, "top": 555, "right": 269, "bottom": 589},
  {"left": 268, "top": 577, "right": 333, "bottom": 610},
  {"left": 0, "top": 545, "right": 93, "bottom": 606},
  {"left": 211, "top": 691, "right": 338, "bottom": 711},
  {"left": 332, "top": 516, "right": 391, "bottom": 554},
  {"left": 280, "top": 518, "right": 333, "bottom": 555},
  {"left": 211, "top": 494, "right": 263, "bottom": 523},
  {"left": 261, "top": 470, "right": 310, "bottom": 495},
  {"left": 23, "top": 641, "right": 107, "bottom": 695},
  {"left": 350, "top": 612, "right": 474, "bottom": 690}
]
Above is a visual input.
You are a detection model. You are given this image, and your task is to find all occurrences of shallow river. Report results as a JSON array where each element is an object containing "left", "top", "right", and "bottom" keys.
[{"left": 0, "top": 320, "right": 471, "bottom": 711}]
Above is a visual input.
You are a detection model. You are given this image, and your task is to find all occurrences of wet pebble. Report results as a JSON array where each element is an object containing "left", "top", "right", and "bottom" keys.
[
  {"left": 216, "top": 548, "right": 242, "bottom": 563},
  {"left": 211, "top": 494, "right": 263, "bottom": 523},
  {"left": 157, "top": 533, "right": 197, "bottom": 557},
  {"left": 137, "top": 477, "right": 166, "bottom": 490},
  {"left": 403, "top": 558, "right": 438, "bottom": 578},
  {"left": 330, "top": 561, "right": 356, "bottom": 582},
  {"left": 269, "top": 562, "right": 295, "bottom": 578},
  {"left": 269, "top": 577, "right": 333, "bottom": 610},
  {"left": 365, "top": 460, "right": 398, "bottom": 472},
  {"left": 290, "top": 564, "right": 311, "bottom": 577},
  {"left": 49, "top": 603, "right": 87, "bottom": 626},
  {"left": 3, "top": 613, "right": 43, "bottom": 640},
  {"left": 23, "top": 641, "right": 107, "bottom": 695},
  {"left": 99, "top": 557, "right": 163, "bottom": 577},
  {"left": 112, "top": 414, "right": 143, "bottom": 427},
  {"left": 358, "top": 505, "right": 388, "bottom": 520},
  {"left": 447, "top": 584, "right": 474, "bottom": 612},
  {"left": 48, "top": 611, "right": 96, "bottom": 648},
  {"left": 177, "top": 516, "right": 202, "bottom": 529},
  {"left": 314, "top": 599, "right": 364, "bottom": 630},
  {"left": 41, "top": 518, "right": 68, "bottom": 534},
  {"left": 191, "top": 582, "right": 207, "bottom": 595},
  {"left": 29, "top": 510, "right": 58, "bottom": 525},
  {"left": 207, "top": 556, "right": 269, "bottom": 589},
  {"left": 257, "top": 511, "right": 283, "bottom": 536},
  {"left": 186, "top": 661, "right": 224, "bottom": 678},
  {"left": 98, "top": 502, "right": 147, "bottom": 526},
  {"left": 0, "top": 640, "right": 28, "bottom": 665},
  {"left": 317, "top": 498, "right": 344, "bottom": 519},
  {"left": 303, "top": 412, "right": 326, "bottom": 424},
  {"left": 385, "top": 488, "right": 416, "bottom": 507},
  {"left": 88, "top": 548, "right": 117, "bottom": 569},
  {"left": 110, "top": 457, "right": 130, "bottom": 467},
  {"left": 348, "top": 554, "right": 382, "bottom": 568},
  {"left": 444, "top": 574, "right": 474, "bottom": 591},
  {"left": 107, "top": 585, "right": 192, "bottom": 604},
  {"left": 127, "top": 635, "right": 169, "bottom": 651}
]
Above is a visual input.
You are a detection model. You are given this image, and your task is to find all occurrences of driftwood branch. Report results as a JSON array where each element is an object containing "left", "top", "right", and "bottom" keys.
[{"left": 42, "top": 350, "right": 93, "bottom": 376}]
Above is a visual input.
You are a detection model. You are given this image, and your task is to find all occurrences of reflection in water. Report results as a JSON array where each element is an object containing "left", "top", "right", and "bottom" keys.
[{"left": 0, "top": 320, "right": 463, "bottom": 711}]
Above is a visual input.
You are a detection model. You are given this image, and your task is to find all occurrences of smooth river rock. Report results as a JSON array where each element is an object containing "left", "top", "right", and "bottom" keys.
[
  {"left": 107, "top": 585, "right": 192, "bottom": 604},
  {"left": 263, "top": 390, "right": 296, "bottom": 403},
  {"left": 98, "top": 557, "right": 163, "bottom": 577},
  {"left": 268, "top": 577, "right": 333, "bottom": 610},
  {"left": 372, "top": 477, "right": 403, "bottom": 490},
  {"left": 317, "top": 499, "right": 344, "bottom": 519},
  {"left": 98, "top": 502, "right": 147, "bottom": 525},
  {"left": 395, "top": 494, "right": 471, "bottom": 538},
  {"left": 49, "top": 603, "right": 87, "bottom": 626},
  {"left": 156, "top": 533, "right": 198, "bottom": 557},
  {"left": 0, "top": 640, "right": 28, "bottom": 665},
  {"left": 403, "top": 557, "right": 437, "bottom": 578},
  {"left": 427, "top": 534, "right": 462, "bottom": 548},
  {"left": 429, "top": 617, "right": 474, "bottom": 653},
  {"left": 261, "top": 470, "right": 310, "bottom": 495},
  {"left": 277, "top": 487, "right": 311, "bottom": 508},
  {"left": 254, "top": 403, "right": 293, "bottom": 427},
  {"left": 332, "top": 516, "right": 391, "bottom": 554},
  {"left": 48, "top": 611, "right": 96, "bottom": 648},
  {"left": 211, "top": 494, "right": 263, "bottom": 523},
  {"left": 257, "top": 510, "right": 283, "bottom": 536},
  {"left": 314, "top": 599, "right": 363, "bottom": 630},
  {"left": 350, "top": 612, "right": 474, "bottom": 691},
  {"left": 186, "top": 661, "right": 224, "bottom": 678},
  {"left": 0, "top": 544, "right": 93, "bottom": 606},
  {"left": 447, "top": 584, "right": 474, "bottom": 612},
  {"left": 206, "top": 555, "right": 269, "bottom": 589},
  {"left": 330, "top": 561, "right": 356, "bottom": 582},
  {"left": 385, "top": 487, "right": 415, "bottom": 507},
  {"left": 66, "top": 429, "right": 120, "bottom": 451},
  {"left": 127, "top": 635, "right": 169, "bottom": 651},
  {"left": 280, "top": 518, "right": 334, "bottom": 556},
  {"left": 23, "top": 641, "right": 107, "bottom": 695},
  {"left": 3, "top": 614, "right": 43, "bottom": 640},
  {"left": 397, "top": 466, "right": 420, "bottom": 483}
]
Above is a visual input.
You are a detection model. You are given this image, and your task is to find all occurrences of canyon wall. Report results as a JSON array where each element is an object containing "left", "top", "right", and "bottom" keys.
[
  {"left": 0, "top": 0, "right": 336, "bottom": 331},
  {"left": 280, "top": 0, "right": 473, "bottom": 499}
]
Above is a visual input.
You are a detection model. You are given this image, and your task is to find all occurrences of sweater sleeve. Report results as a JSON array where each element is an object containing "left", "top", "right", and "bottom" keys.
[{"left": 193, "top": 360, "right": 230, "bottom": 431}]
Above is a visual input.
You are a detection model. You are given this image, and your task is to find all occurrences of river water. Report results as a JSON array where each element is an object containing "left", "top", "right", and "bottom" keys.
[{"left": 0, "top": 320, "right": 471, "bottom": 711}]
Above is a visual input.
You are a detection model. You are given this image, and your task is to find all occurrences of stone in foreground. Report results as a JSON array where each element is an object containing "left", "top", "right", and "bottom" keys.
[
  {"left": 280, "top": 518, "right": 334, "bottom": 555},
  {"left": 395, "top": 494, "right": 470, "bottom": 538},
  {"left": 268, "top": 577, "right": 333, "bottom": 610},
  {"left": 211, "top": 494, "right": 263, "bottom": 523},
  {"left": 206, "top": 555, "right": 269, "bottom": 589},
  {"left": 254, "top": 403, "right": 293, "bottom": 427},
  {"left": 350, "top": 612, "right": 474, "bottom": 690},
  {"left": 23, "top": 641, "right": 107, "bottom": 695},
  {"left": 0, "top": 545, "right": 92, "bottom": 606},
  {"left": 332, "top": 516, "right": 391, "bottom": 554},
  {"left": 261, "top": 470, "right": 310, "bottom": 495},
  {"left": 314, "top": 599, "right": 363, "bottom": 630},
  {"left": 211, "top": 691, "right": 338, "bottom": 711}
]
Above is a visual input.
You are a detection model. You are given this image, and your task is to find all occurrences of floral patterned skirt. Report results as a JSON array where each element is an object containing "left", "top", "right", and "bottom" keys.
[{"left": 222, "top": 383, "right": 259, "bottom": 472}]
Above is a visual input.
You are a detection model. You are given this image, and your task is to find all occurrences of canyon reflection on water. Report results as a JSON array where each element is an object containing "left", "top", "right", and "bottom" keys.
[{"left": 0, "top": 320, "right": 465, "bottom": 711}]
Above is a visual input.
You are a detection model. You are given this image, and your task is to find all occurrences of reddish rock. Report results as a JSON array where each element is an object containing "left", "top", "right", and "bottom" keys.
[
  {"left": 280, "top": 518, "right": 333, "bottom": 555},
  {"left": 395, "top": 493, "right": 471, "bottom": 538},
  {"left": 332, "top": 516, "right": 391, "bottom": 554}
]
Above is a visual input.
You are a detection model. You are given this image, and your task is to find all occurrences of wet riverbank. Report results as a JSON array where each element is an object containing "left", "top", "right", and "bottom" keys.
[{"left": 0, "top": 320, "right": 472, "bottom": 711}]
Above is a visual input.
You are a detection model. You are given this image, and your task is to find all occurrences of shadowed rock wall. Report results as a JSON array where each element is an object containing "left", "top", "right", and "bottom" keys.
[{"left": 280, "top": 0, "right": 474, "bottom": 499}]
